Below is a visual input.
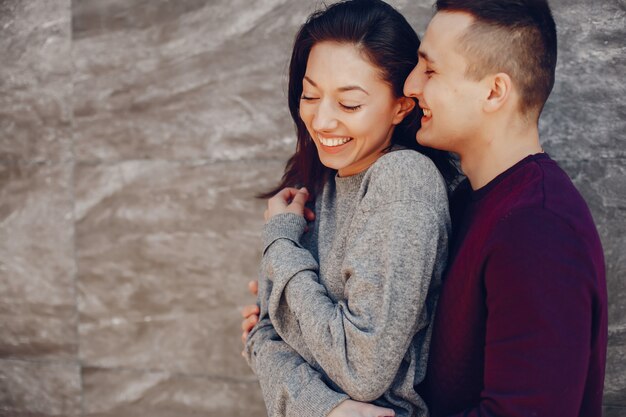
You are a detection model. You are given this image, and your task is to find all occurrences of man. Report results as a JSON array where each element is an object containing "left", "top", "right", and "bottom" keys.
[
  {"left": 241, "top": 0, "right": 607, "bottom": 415},
  {"left": 401, "top": 1, "right": 607, "bottom": 415}
]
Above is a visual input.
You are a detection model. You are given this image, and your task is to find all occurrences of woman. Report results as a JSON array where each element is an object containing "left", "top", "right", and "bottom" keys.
[{"left": 242, "top": 1, "right": 457, "bottom": 416}]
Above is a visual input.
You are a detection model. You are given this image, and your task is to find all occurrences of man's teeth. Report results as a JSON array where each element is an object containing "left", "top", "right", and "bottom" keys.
[
  {"left": 318, "top": 135, "right": 352, "bottom": 147},
  {"left": 423, "top": 108, "right": 432, "bottom": 118}
]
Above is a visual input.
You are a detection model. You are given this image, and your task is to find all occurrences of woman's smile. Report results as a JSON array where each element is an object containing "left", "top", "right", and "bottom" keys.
[{"left": 316, "top": 133, "right": 354, "bottom": 154}]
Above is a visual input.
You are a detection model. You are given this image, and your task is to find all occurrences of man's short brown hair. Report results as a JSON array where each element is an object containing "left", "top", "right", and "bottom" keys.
[{"left": 436, "top": 0, "right": 557, "bottom": 117}]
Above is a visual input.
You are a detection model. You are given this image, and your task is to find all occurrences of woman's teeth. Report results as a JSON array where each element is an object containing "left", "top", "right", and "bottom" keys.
[
  {"left": 423, "top": 108, "right": 432, "bottom": 117},
  {"left": 318, "top": 135, "right": 352, "bottom": 147}
]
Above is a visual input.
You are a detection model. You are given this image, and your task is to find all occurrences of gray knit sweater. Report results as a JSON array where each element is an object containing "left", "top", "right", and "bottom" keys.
[{"left": 245, "top": 149, "right": 450, "bottom": 417}]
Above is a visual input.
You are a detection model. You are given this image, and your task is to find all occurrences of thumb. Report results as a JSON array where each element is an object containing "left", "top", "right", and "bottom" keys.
[{"left": 288, "top": 187, "right": 309, "bottom": 211}]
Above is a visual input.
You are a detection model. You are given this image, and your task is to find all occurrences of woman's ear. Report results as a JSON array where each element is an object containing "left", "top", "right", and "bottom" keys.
[
  {"left": 392, "top": 96, "right": 416, "bottom": 125},
  {"left": 483, "top": 72, "right": 511, "bottom": 113}
]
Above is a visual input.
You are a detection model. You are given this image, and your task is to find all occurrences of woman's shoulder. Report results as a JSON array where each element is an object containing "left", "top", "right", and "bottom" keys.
[{"left": 365, "top": 149, "right": 447, "bottom": 204}]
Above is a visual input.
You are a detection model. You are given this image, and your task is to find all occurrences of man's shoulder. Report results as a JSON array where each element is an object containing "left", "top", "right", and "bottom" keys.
[{"left": 505, "top": 155, "right": 596, "bottom": 237}]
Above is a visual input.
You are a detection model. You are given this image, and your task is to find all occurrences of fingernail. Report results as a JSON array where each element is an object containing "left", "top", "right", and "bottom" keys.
[{"left": 300, "top": 187, "right": 308, "bottom": 193}]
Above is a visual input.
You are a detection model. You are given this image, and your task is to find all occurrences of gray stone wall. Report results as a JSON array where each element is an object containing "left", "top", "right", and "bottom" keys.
[{"left": 0, "top": 0, "right": 623, "bottom": 416}]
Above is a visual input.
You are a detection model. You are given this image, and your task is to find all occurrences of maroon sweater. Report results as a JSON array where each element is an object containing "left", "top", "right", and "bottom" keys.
[{"left": 423, "top": 153, "right": 607, "bottom": 417}]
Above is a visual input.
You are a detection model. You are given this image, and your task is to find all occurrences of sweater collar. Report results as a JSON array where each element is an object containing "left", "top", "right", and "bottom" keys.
[{"left": 471, "top": 152, "right": 550, "bottom": 201}]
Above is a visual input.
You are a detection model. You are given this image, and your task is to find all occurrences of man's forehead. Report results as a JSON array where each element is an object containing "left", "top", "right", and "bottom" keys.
[{"left": 420, "top": 11, "right": 475, "bottom": 63}]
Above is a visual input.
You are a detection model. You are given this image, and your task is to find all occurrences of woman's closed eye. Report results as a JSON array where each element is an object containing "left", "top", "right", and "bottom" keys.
[
  {"left": 340, "top": 103, "right": 362, "bottom": 111},
  {"left": 301, "top": 95, "right": 362, "bottom": 112}
]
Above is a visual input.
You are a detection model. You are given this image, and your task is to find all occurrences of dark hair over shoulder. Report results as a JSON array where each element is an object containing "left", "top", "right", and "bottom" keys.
[
  {"left": 259, "top": 0, "right": 459, "bottom": 199},
  {"left": 435, "top": 0, "right": 557, "bottom": 116}
]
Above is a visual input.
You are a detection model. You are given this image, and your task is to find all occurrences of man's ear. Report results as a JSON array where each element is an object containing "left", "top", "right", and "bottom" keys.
[
  {"left": 392, "top": 97, "right": 416, "bottom": 124},
  {"left": 483, "top": 72, "right": 512, "bottom": 113}
]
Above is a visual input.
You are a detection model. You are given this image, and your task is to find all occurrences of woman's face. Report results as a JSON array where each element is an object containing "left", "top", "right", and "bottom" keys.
[{"left": 299, "top": 41, "right": 414, "bottom": 177}]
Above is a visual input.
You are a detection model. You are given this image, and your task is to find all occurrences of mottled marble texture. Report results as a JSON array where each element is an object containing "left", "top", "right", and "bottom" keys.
[
  {"left": 0, "top": 1, "right": 73, "bottom": 164},
  {"left": 0, "top": 162, "right": 77, "bottom": 361},
  {"left": 540, "top": 2, "right": 626, "bottom": 160},
  {"left": 0, "top": 359, "right": 81, "bottom": 416},
  {"left": 71, "top": 0, "right": 320, "bottom": 163},
  {"left": 76, "top": 161, "right": 279, "bottom": 377},
  {"left": 82, "top": 367, "right": 265, "bottom": 417},
  {"left": 0, "top": 0, "right": 624, "bottom": 415}
]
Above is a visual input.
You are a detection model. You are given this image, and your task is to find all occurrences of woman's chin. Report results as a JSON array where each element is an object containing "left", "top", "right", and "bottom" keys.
[{"left": 318, "top": 155, "right": 346, "bottom": 172}]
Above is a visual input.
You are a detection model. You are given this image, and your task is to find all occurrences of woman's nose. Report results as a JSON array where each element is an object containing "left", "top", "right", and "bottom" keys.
[{"left": 312, "top": 101, "right": 339, "bottom": 131}]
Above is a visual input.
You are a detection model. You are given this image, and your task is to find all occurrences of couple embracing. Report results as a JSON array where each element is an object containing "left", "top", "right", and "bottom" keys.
[{"left": 240, "top": 1, "right": 607, "bottom": 416}]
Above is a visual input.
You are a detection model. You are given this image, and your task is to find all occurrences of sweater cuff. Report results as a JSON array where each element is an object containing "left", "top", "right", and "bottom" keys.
[
  {"left": 289, "top": 377, "right": 349, "bottom": 417},
  {"left": 262, "top": 213, "right": 308, "bottom": 254}
]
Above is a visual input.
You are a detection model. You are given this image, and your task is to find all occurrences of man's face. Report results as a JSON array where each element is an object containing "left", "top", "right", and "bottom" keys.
[{"left": 404, "top": 11, "right": 486, "bottom": 155}]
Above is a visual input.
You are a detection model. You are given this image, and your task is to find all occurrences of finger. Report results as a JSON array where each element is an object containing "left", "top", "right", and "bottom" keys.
[
  {"left": 248, "top": 280, "right": 258, "bottom": 296},
  {"left": 288, "top": 187, "right": 309, "bottom": 211},
  {"left": 241, "top": 304, "right": 259, "bottom": 318},
  {"left": 303, "top": 207, "right": 316, "bottom": 221},
  {"left": 241, "top": 330, "right": 248, "bottom": 345},
  {"left": 268, "top": 188, "right": 298, "bottom": 216},
  {"left": 242, "top": 315, "right": 259, "bottom": 332},
  {"left": 241, "top": 316, "right": 254, "bottom": 332},
  {"left": 241, "top": 315, "right": 258, "bottom": 332},
  {"left": 242, "top": 304, "right": 259, "bottom": 318},
  {"left": 273, "top": 187, "right": 299, "bottom": 203}
]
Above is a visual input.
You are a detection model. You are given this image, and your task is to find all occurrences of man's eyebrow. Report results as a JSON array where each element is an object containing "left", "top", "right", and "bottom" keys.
[
  {"left": 418, "top": 49, "right": 434, "bottom": 64},
  {"left": 304, "top": 76, "right": 369, "bottom": 95}
]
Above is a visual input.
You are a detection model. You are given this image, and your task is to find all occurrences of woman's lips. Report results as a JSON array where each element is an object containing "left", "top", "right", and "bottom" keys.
[{"left": 317, "top": 134, "right": 354, "bottom": 154}]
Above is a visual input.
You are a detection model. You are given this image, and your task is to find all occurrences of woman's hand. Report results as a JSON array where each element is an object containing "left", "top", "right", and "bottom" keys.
[
  {"left": 327, "top": 399, "right": 395, "bottom": 417},
  {"left": 264, "top": 187, "right": 315, "bottom": 222}
]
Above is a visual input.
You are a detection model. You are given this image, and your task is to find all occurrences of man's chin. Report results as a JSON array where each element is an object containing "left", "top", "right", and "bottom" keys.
[
  {"left": 416, "top": 132, "right": 433, "bottom": 148},
  {"left": 416, "top": 131, "right": 446, "bottom": 152}
]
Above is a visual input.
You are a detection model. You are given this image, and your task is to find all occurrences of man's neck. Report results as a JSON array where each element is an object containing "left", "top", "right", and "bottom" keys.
[{"left": 460, "top": 126, "right": 543, "bottom": 191}]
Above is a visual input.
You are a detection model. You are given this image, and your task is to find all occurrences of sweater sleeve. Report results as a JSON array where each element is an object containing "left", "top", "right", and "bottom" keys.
[
  {"left": 244, "top": 318, "right": 348, "bottom": 417},
  {"left": 448, "top": 208, "right": 602, "bottom": 417},
  {"left": 244, "top": 267, "right": 348, "bottom": 417},
  {"left": 263, "top": 198, "right": 449, "bottom": 402}
]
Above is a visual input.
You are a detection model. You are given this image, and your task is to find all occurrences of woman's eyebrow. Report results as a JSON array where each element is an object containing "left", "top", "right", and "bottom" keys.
[
  {"left": 337, "top": 85, "right": 369, "bottom": 95},
  {"left": 304, "top": 76, "right": 369, "bottom": 95}
]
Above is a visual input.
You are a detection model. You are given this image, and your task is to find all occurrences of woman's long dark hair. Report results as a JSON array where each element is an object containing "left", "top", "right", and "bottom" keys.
[{"left": 259, "top": 0, "right": 459, "bottom": 199}]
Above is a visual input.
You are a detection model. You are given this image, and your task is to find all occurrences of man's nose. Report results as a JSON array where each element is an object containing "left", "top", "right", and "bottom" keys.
[
  {"left": 404, "top": 66, "right": 424, "bottom": 98},
  {"left": 312, "top": 101, "right": 339, "bottom": 131}
]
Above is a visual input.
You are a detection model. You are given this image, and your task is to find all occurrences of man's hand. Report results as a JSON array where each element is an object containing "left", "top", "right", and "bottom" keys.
[
  {"left": 328, "top": 399, "right": 395, "bottom": 417},
  {"left": 241, "top": 280, "right": 260, "bottom": 346},
  {"left": 264, "top": 187, "right": 315, "bottom": 222}
]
